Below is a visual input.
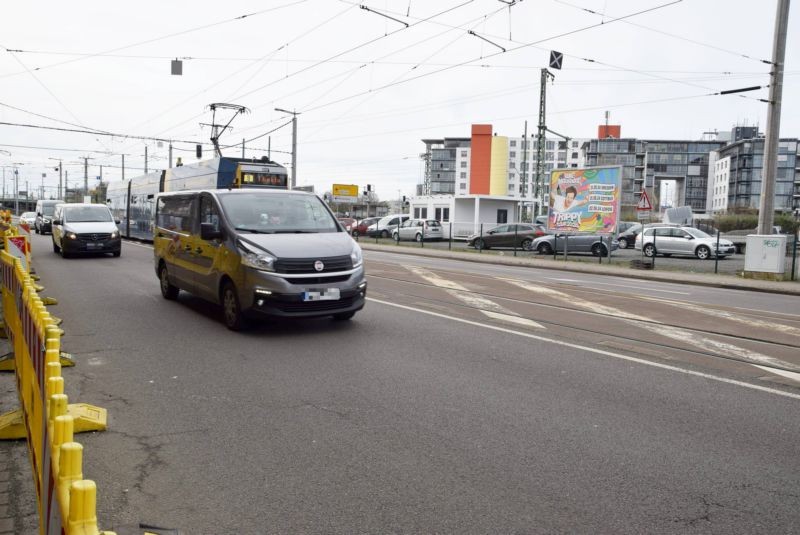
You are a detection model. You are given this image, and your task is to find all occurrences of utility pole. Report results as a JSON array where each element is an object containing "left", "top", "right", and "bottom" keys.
[
  {"left": 275, "top": 108, "right": 299, "bottom": 188},
  {"left": 533, "top": 68, "right": 554, "bottom": 221},
  {"left": 83, "top": 157, "right": 90, "bottom": 198},
  {"left": 13, "top": 167, "right": 19, "bottom": 215},
  {"left": 242, "top": 138, "right": 246, "bottom": 158},
  {"left": 169, "top": 143, "right": 173, "bottom": 168},
  {"left": 757, "top": 0, "right": 790, "bottom": 235},
  {"left": 145, "top": 145, "right": 148, "bottom": 174},
  {"left": 521, "top": 120, "right": 528, "bottom": 221},
  {"left": 122, "top": 154, "right": 125, "bottom": 181}
]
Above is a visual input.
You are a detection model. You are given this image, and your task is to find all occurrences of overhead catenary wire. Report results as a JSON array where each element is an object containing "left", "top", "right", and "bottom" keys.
[
  {"left": 553, "top": 0, "right": 774, "bottom": 65},
  {"left": 0, "top": 1, "right": 309, "bottom": 79}
]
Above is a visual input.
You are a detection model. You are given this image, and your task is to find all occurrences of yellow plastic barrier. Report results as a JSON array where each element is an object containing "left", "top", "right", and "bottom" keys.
[{"left": 0, "top": 233, "right": 115, "bottom": 535}]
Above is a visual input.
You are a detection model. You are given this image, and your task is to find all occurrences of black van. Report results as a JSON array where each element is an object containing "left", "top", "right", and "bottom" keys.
[{"left": 35, "top": 199, "right": 65, "bottom": 234}]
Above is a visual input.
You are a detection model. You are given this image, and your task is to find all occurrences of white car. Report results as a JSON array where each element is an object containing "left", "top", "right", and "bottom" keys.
[
  {"left": 392, "top": 219, "right": 443, "bottom": 242},
  {"left": 19, "top": 212, "right": 36, "bottom": 226},
  {"left": 635, "top": 226, "right": 736, "bottom": 259},
  {"left": 367, "top": 214, "right": 410, "bottom": 238}
]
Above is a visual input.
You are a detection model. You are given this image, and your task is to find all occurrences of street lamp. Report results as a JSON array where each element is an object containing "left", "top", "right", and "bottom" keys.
[
  {"left": 274, "top": 107, "right": 299, "bottom": 189},
  {"left": 49, "top": 157, "right": 63, "bottom": 199}
]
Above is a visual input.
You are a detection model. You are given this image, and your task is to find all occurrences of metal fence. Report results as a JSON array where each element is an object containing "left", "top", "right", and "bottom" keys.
[{"left": 353, "top": 221, "right": 800, "bottom": 279}]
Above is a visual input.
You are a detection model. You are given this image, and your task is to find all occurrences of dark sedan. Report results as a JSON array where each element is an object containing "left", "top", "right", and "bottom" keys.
[
  {"left": 467, "top": 224, "right": 547, "bottom": 250},
  {"left": 532, "top": 233, "right": 618, "bottom": 256},
  {"left": 616, "top": 223, "right": 642, "bottom": 249}
]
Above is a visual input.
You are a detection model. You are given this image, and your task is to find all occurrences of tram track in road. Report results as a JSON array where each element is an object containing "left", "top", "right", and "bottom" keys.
[
  {"left": 366, "top": 271, "right": 800, "bottom": 380},
  {"left": 365, "top": 271, "right": 800, "bottom": 353}
]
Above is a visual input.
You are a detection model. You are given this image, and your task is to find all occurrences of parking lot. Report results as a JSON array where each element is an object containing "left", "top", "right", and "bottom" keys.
[{"left": 353, "top": 234, "right": 799, "bottom": 277}]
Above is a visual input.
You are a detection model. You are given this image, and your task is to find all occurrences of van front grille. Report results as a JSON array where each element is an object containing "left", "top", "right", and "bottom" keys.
[
  {"left": 274, "top": 255, "right": 352, "bottom": 274},
  {"left": 77, "top": 233, "right": 112, "bottom": 242}
]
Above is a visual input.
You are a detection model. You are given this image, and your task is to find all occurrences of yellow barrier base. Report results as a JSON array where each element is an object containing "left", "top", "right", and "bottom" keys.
[
  {"left": 0, "top": 352, "right": 12, "bottom": 371},
  {"left": 30, "top": 273, "right": 40, "bottom": 281},
  {"left": 0, "top": 409, "right": 24, "bottom": 439},
  {"left": 0, "top": 320, "right": 6, "bottom": 338},
  {"left": 60, "top": 351, "right": 76, "bottom": 367},
  {"left": 33, "top": 283, "right": 45, "bottom": 292},
  {"left": 42, "top": 296, "right": 59, "bottom": 306},
  {"left": 0, "top": 403, "right": 107, "bottom": 440},
  {"left": 69, "top": 403, "right": 108, "bottom": 433},
  {"left": 50, "top": 315, "right": 63, "bottom": 326}
]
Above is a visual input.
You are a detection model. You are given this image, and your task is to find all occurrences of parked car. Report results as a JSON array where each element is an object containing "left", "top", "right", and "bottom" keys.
[
  {"left": 392, "top": 219, "right": 443, "bottom": 242},
  {"left": 367, "top": 214, "right": 410, "bottom": 238},
  {"left": 635, "top": 225, "right": 736, "bottom": 259},
  {"left": 532, "top": 233, "right": 618, "bottom": 256},
  {"left": 467, "top": 223, "right": 547, "bottom": 250},
  {"left": 616, "top": 223, "right": 642, "bottom": 249},
  {"left": 19, "top": 212, "right": 36, "bottom": 226},
  {"left": 337, "top": 217, "right": 357, "bottom": 233},
  {"left": 351, "top": 217, "right": 380, "bottom": 237},
  {"left": 51, "top": 203, "right": 121, "bottom": 258}
]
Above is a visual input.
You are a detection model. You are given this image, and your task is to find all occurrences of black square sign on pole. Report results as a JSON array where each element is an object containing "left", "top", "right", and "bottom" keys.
[{"left": 549, "top": 50, "right": 563, "bottom": 70}]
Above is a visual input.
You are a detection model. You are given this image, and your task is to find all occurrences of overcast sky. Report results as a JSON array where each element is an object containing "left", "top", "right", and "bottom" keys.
[{"left": 1, "top": 0, "right": 797, "bottom": 200}]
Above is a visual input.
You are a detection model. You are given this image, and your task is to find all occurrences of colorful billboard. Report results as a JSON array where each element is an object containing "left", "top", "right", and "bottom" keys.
[{"left": 547, "top": 166, "right": 622, "bottom": 234}]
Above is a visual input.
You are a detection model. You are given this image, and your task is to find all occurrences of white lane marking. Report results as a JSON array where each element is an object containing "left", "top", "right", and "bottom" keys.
[
  {"left": 124, "top": 240, "right": 154, "bottom": 250},
  {"left": 367, "top": 297, "right": 800, "bottom": 401},
  {"left": 638, "top": 296, "right": 800, "bottom": 338},
  {"left": 481, "top": 310, "right": 545, "bottom": 329},
  {"left": 501, "top": 278, "right": 800, "bottom": 372},
  {"left": 405, "top": 265, "right": 527, "bottom": 320},
  {"left": 753, "top": 365, "right": 800, "bottom": 383},
  {"left": 548, "top": 277, "right": 691, "bottom": 295}
]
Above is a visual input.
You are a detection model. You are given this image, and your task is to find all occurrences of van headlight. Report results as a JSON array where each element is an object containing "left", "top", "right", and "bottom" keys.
[
  {"left": 351, "top": 243, "right": 363, "bottom": 268},
  {"left": 67, "top": 232, "right": 77, "bottom": 240},
  {"left": 111, "top": 230, "right": 119, "bottom": 239},
  {"left": 238, "top": 241, "right": 276, "bottom": 272}
]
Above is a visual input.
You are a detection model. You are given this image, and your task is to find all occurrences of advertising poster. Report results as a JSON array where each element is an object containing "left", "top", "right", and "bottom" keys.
[{"left": 547, "top": 166, "right": 622, "bottom": 234}]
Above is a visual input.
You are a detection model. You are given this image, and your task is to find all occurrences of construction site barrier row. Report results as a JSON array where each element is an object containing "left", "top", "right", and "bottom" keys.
[{"left": 0, "top": 211, "right": 115, "bottom": 535}]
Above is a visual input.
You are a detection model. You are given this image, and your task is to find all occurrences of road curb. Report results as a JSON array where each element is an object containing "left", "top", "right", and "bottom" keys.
[{"left": 360, "top": 242, "right": 800, "bottom": 296}]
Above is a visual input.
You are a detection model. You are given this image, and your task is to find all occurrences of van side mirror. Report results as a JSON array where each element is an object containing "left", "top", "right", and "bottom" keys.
[
  {"left": 200, "top": 222, "right": 223, "bottom": 241},
  {"left": 52, "top": 219, "right": 61, "bottom": 225},
  {"left": 37, "top": 212, "right": 42, "bottom": 217},
  {"left": 115, "top": 219, "right": 121, "bottom": 225}
]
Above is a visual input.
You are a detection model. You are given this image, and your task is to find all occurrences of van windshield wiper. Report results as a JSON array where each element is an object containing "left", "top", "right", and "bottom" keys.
[
  {"left": 272, "top": 230, "right": 317, "bottom": 234},
  {"left": 234, "top": 227, "right": 273, "bottom": 234}
]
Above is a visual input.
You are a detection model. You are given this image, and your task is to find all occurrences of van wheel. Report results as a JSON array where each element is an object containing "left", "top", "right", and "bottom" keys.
[
  {"left": 333, "top": 311, "right": 355, "bottom": 321},
  {"left": 159, "top": 264, "right": 179, "bottom": 300},
  {"left": 112, "top": 251, "right": 121, "bottom": 258},
  {"left": 222, "top": 281, "right": 248, "bottom": 331}
]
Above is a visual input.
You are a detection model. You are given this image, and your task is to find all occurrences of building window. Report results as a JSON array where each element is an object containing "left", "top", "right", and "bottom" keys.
[
  {"left": 509, "top": 162, "right": 516, "bottom": 169},
  {"left": 460, "top": 161, "right": 467, "bottom": 168},
  {"left": 434, "top": 207, "right": 450, "bottom": 222},
  {"left": 508, "top": 184, "right": 515, "bottom": 191},
  {"left": 461, "top": 150, "right": 468, "bottom": 157},
  {"left": 510, "top": 140, "right": 516, "bottom": 147},
  {"left": 571, "top": 152, "right": 578, "bottom": 159},
  {"left": 497, "top": 209, "right": 508, "bottom": 223},
  {"left": 572, "top": 141, "right": 578, "bottom": 148},
  {"left": 460, "top": 183, "right": 466, "bottom": 190},
  {"left": 510, "top": 151, "right": 516, "bottom": 158},
  {"left": 460, "top": 172, "right": 467, "bottom": 179},
  {"left": 414, "top": 207, "right": 428, "bottom": 218}
]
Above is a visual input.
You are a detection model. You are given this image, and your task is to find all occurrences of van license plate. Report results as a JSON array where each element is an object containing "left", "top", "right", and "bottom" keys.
[{"left": 303, "top": 288, "right": 340, "bottom": 301}]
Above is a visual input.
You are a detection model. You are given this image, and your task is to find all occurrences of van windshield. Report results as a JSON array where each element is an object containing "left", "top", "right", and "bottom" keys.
[
  {"left": 219, "top": 192, "right": 339, "bottom": 234},
  {"left": 64, "top": 206, "right": 113, "bottom": 223},
  {"left": 42, "top": 205, "right": 57, "bottom": 216}
]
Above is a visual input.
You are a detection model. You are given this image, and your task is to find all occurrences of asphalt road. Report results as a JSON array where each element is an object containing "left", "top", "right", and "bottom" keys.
[{"left": 3, "top": 233, "right": 800, "bottom": 534}]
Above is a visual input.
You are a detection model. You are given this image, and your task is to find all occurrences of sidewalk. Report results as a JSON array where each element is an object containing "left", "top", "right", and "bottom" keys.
[{"left": 361, "top": 242, "right": 800, "bottom": 296}]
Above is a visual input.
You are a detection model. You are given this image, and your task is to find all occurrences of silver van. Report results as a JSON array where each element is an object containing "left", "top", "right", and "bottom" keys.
[{"left": 153, "top": 189, "right": 366, "bottom": 330}]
